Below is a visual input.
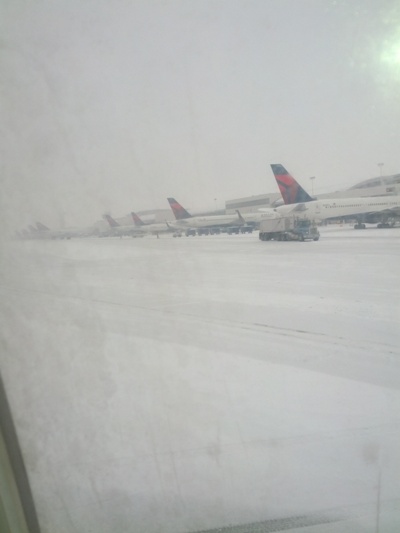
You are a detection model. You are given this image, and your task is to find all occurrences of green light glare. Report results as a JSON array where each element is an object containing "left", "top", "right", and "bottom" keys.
[
  {"left": 381, "top": 40, "right": 400, "bottom": 67},
  {"left": 380, "top": 28, "right": 400, "bottom": 70}
]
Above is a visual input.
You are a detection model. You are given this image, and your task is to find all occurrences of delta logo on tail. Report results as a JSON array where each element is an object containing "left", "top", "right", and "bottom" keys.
[
  {"left": 103, "top": 214, "right": 120, "bottom": 228},
  {"left": 271, "top": 164, "right": 313, "bottom": 205},
  {"left": 167, "top": 198, "right": 192, "bottom": 220},
  {"left": 131, "top": 212, "right": 145, "bottom": 227}
]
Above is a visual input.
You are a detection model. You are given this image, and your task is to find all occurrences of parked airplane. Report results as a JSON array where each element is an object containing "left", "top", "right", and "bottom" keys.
[
  {"left": 167, "top": 197, "right": 246, "bottom": 234},
  {"left": 131, "top": 212, "right": 173, "bottom": 236},
  {"left": 16, "top": 224, "right": 46, "bottom": 239},
  {"left": 20, "top": 221, "right": 98, "bottom": 239},
  {"left": 270, "top": 164, "right": 400, "bottom": 228},
  {"left": 103, "top": 214, "right": 144, "bottom": 237},
  {"left": 43, "top": 221, "right": 101, "bottom": 239},
  {"left": 29, "top": 224, "right": 42, "bottom": 235}
]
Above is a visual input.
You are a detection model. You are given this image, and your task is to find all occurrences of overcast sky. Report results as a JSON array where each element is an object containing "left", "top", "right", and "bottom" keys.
[{"left": 1, "top": 0, "right": 400, "bottom": 229}]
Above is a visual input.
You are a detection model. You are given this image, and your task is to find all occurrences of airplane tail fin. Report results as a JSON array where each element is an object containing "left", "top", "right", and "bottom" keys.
[
  {"left": 167, "top": 198, "right": 192, "bottom": 220},
  {"left": 36, "top": 222, "right": 50, "bottom": 231},
  {"left": 236, "top": 210, "right": 246, "bottom": 225},
  {"left": 131, "top": 211, "right": 145, "bottom": 227},
  {"left": 270, "top": 164, "right": 313, "bottom": 205},
  {"left": 103, "top": 214, "right": 120, "bottom": 228}
]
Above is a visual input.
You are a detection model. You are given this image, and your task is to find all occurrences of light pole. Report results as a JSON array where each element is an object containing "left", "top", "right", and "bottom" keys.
[
  {"left": 310, "top": 176, "right": 316, "bottom": 196},
  {"left": 377, "top": 163, "right": 384, "bottom": 177},
  {"left": 214, "top": 198, "right": 217, "bottom": 211}
]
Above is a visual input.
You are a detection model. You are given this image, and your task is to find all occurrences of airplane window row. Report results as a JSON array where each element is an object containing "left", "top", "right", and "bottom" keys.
[{"left": 322, "top": 203, "right": 395, "bottom": 208}]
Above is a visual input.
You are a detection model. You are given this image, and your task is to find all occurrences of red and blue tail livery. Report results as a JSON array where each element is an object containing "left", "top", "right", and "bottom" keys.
[
  {"left": 271, "top": 164, "right": 313, "bottom": 205},
  {"left": 167, "top": 198, "right": 192, "bottom": 220},
  {"left": 103, "top": 214, "right": 120, "bottom": 228},
  {"left": 131, "top": 212, "right": 145, "bottom": 227}
]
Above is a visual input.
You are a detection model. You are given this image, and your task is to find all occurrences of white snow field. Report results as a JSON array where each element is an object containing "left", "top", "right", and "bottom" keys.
[{"left": 1, "top": 225, "right": 400, "bottom": 532}]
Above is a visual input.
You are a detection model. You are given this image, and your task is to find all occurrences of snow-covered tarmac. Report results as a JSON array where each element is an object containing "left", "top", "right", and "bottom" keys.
[{"left": 1, "top": 225, "right": 400, "bottom": 532}]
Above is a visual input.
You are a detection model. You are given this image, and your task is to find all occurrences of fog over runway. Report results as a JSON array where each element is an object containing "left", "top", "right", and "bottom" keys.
[{"left": 1, "top": 226, "right": 400, "bottom": 532}]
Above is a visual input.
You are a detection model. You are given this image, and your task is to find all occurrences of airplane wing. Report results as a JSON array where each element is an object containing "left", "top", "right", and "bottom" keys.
[{"left": 376, "top": 205, "right": 400, "bottom": 215}]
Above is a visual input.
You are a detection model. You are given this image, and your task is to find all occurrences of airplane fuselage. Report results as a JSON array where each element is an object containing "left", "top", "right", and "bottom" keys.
[
  {"left": 107, "top": 225, "right": 145, "bottom": 237},
  {"left": 242, "top": 210, "right": 280, "bottom": 226},
  {"left": 170, "top": 214, "right": 243, "bottom": 230},
  {"left": 275, "top": 196, "right": 400, "bottom": 221},
  {"left": 140, "top": 222, "right": 172, "bottom": 234}
]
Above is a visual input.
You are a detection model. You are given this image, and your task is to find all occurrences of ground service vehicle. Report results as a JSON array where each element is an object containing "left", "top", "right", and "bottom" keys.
[{"left": 259, "top": 217, "right": 319, "bottom": 241}]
